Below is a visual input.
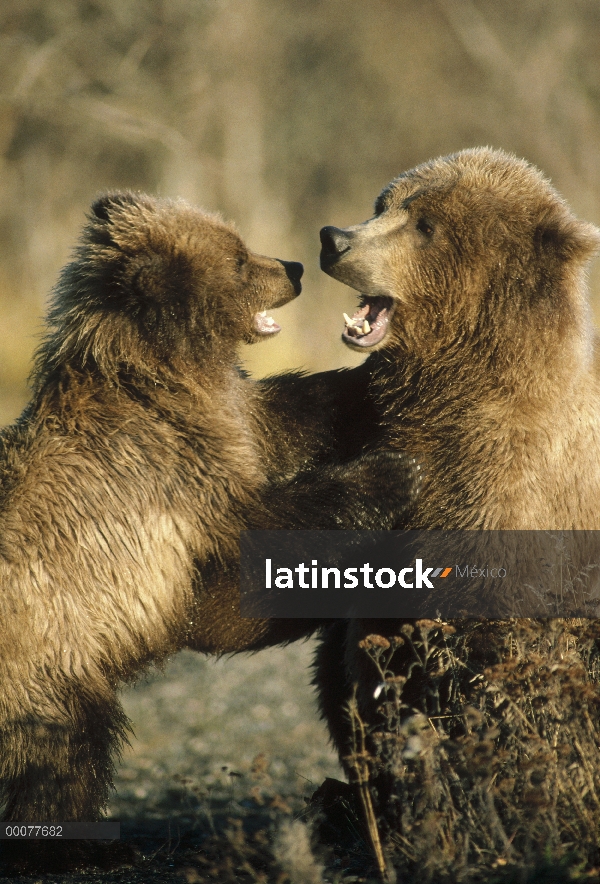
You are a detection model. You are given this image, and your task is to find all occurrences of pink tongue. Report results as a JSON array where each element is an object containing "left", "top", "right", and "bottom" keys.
[
  {"left": 253, "top": 313, "right": 281, "bottom": 335},
  {"left": 343, "top": 298, "right": 390, "bottom": 346}
]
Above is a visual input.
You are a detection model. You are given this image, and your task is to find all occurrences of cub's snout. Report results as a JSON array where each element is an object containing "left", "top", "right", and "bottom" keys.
[{"left": 279, "top": 259, "right": 304, "bottom": 296}]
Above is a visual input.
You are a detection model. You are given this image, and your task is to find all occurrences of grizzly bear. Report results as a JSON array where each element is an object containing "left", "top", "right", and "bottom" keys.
[
  {"left": 0, "top": 192, "right": 416, "bottom": 871},
  {"left": 309, "top": 148, "right": 600, "bottom": 769}
]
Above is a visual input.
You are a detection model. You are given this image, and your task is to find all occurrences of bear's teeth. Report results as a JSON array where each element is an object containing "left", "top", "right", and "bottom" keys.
[
  {"left": 259, "top": 310, "right": 267, "bottom": 317},
  {"left": 344, "top": 313, "right": 371, "bottom": 336}
]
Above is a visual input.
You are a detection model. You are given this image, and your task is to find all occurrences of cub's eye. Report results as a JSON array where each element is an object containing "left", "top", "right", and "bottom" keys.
[
  {"left": 236, "top": 254, "right": 247, "bottom": 270},
  {"left": 416, "top": 218, "right": 434, "bottom": 237}
]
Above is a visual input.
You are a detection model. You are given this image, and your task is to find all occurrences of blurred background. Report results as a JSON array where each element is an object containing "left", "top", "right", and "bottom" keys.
[{"left": 1, "top": 0, "right": 600, "bottom": 424}]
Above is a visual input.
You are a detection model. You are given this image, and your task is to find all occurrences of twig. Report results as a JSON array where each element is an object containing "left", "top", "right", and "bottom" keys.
[{"left": 345, "top": 693, "right": 393, "bottom": 884}]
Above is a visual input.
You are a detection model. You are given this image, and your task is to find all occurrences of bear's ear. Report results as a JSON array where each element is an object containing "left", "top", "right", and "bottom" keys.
[
  {"left": 90, "top": 192, "right": 139, "bottom": 223},
  {"left": 535, "top": 212, "right": 600, "bottom": 264},
  {"left": 88, "top": 193, "right": 144, "bottom": 249}
]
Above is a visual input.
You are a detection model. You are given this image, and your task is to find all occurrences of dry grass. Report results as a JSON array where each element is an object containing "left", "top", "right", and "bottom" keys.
[{"left": 343, "top": 622, "right": 600, "bottom": 883}]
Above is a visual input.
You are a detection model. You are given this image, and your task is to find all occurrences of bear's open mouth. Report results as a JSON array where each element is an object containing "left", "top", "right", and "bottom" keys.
[
  {"left": 342, "top": 296, "right": 394, "bottom": 348},
  {"left": 253, "top": 310, "right": 281, "bottom": 336}
]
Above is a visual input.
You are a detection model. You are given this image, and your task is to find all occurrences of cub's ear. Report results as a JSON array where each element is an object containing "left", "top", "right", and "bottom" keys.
[
  {"left": 87, "top": 192, "right": 151, "bottom": 249},
  {"left": 91, "top": 192, "right": 139, "bottom": 222},
  {"left": 536, "top": 210, "right": 600, "bottom": 264}
]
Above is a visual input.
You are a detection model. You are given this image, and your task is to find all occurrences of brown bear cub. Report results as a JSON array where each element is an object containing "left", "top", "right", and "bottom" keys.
[
  {"left": 0, "top": 193, "right": 416, "bottom": 871},
  {"left": 314, "top": 147, "right": 600, "bottom": 766}
]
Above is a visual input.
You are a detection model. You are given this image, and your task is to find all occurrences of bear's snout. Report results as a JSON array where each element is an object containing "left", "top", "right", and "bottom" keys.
[
  {"left": 279, "top": 259, "right": 304, "bottom": 295},
  {"left": 319, "top": 225, "right": 353, "bottom": 269}
]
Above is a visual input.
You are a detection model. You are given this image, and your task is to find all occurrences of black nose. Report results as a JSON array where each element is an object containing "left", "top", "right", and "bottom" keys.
[
  {"left": 280, "top": 260, "right": 303, "bottom": 294},
  {"left": 319, "top": 226, "right": 352, "bottom": 268}
]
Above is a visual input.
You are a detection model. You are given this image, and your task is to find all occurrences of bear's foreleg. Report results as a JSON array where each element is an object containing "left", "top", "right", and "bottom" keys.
[
  {"left": 0, "top": 682, "right": 128, "bottom": 823},
  {"left": 256, "top": 450, "right": 419, "bottom": 532}
]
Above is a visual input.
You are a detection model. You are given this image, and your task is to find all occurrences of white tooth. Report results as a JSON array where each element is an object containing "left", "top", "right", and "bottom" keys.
[
  {"left": 259, "top": 310, "right": 267, "bottom": 317},
  {"left": 362, "top": 320, "right": 370, "bottom": 334},
  {"left": 343, "top": 312, "right": 354, "bottom": 327},
  {"left": 266, "top": 316, "right": 275, "bottom": 325}
]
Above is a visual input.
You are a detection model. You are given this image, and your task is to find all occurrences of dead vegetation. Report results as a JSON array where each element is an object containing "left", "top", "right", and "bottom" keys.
[
  {"left": 340, "top": 622, "right": 600, "bottom": 883},
  {"left": 159, "top": 623, "right": 600, "bottom": 884}
]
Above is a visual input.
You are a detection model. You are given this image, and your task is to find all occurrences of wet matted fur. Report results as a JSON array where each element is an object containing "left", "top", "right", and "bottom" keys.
[{"left": 0, "top": 193, "right": 417, "bottom": 870}]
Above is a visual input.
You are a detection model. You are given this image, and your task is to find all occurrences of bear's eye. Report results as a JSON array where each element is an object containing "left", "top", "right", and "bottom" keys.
[
  {"left": 236, "top": 254, "right": 247, "bottom": 271},
  {"left": 416, "top": 218, "right": 434, "bottom": 237}
]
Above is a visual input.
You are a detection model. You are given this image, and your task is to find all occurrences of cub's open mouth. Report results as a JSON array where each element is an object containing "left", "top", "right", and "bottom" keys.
[
  {"left": 342, "top": 296, "right": 393, "bottom": 348},
  {"left": 253, "top": 310, "right": 281, "bottom": 336}
]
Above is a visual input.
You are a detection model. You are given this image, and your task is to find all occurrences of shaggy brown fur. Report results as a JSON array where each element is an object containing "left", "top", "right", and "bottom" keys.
[
  {"left": 0, "top": 192, "right": 416, "bottom": 870},
  {"left": 311, "top": 148, "right": 600, "bottom": 767}
]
